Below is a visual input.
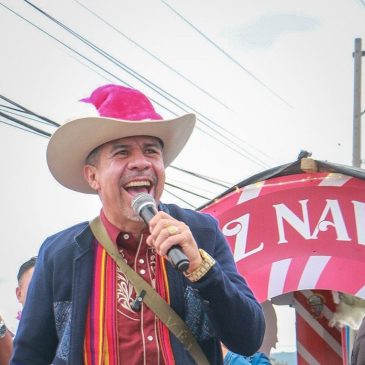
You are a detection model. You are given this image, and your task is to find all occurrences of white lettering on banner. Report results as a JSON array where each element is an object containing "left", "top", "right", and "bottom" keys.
[
  {"left": 223, "top": 198, "right": 365, "bottom": 261},
  {"left": 353, "top": 200, "right": 365, "bottom": 245},
  {"left": 274, "top": 200, "right": 312, "bottom": 244},
  {"left": 222, "top": 213, "right": 264, "bottom": 261},
  {"left": 311, "top": 200, "right": 350, "bottom": 241}
]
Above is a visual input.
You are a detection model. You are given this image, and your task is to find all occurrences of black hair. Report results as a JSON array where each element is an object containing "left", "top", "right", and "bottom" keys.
[{"left": 17, "top": 256, "right": 37, "bottom": 282}]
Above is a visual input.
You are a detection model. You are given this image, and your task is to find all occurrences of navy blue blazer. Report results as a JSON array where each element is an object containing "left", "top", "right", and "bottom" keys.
[{"left": 11, "top": 203, "right": 265, "bottom": 365}]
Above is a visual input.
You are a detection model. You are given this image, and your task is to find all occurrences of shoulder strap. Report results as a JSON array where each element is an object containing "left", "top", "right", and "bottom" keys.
[{"left": 89, "top": 217, "right": 209, "bottom": 365}]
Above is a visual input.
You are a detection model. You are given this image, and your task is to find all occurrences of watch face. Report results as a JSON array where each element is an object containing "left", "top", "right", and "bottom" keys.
[{"left": 0, "top": 321, "right": 6, "bottom": 338}]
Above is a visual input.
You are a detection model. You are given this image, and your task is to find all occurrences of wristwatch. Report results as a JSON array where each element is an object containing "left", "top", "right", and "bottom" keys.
[
  {"left": 0, "top": 319, "right": 7, "bottom": 339},
  {"left": 184, "top": 249, "right": 215, "bottom": 282}
]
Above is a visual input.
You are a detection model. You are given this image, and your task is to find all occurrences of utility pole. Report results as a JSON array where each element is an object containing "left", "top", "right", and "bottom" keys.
[{"left": 352, "top": 38, "right": 364, "bottom": 168}]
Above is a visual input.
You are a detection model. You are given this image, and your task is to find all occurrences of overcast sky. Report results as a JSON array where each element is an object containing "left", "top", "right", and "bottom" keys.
[{"left": 0, "top": 0, "right": 364, "bottom": 351}]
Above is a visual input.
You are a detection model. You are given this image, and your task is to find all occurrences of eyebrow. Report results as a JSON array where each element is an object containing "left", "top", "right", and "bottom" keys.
[{"left": 110, "top": 139, "right": 163, "bottom": 151}]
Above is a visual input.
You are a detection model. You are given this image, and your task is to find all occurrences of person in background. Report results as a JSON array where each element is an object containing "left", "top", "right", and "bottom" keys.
[
  {"left": 222, "top": 345, "right": 271, "bottom": 365},
  {"left": 11, "top": 84, "right": 265, "bottom": 365},
  {"left": 0, "top": 256, "right": 37, "bottom": 365},
  {"left": 16, "top": 256, "right": 37, "bottom": 310}
]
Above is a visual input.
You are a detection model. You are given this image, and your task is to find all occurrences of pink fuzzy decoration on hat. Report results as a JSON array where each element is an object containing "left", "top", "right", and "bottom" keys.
[{"left": 80, "top": 84, "right": 162, "bottom": 121}]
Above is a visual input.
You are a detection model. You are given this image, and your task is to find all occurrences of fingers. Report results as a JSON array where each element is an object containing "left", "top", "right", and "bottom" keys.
[
  {"left": 145, "top": 212, "right": 202, "bottom": 271},
  {"left": 146, "top": 213, "right": 189, "bottom": 256},
  {"left": 166, "top": 225, "right": 179, "bottom": 235}
]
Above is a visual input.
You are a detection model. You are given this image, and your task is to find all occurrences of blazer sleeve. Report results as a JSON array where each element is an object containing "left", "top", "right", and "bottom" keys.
[{"left": 189, "top": 214, "right": 265, "bottom": 356}]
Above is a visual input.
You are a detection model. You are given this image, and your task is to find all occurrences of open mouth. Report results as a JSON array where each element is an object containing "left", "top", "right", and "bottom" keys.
[{"left": 124, "top": 180, "right": 152, "bottom": 196}]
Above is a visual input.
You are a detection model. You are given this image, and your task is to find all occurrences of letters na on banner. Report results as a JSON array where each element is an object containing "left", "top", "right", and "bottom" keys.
[{"left": 202, "top": 173, "right": 365, "bottom": 302}]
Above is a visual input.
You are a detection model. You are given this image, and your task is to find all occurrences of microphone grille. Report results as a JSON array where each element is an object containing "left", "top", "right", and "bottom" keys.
[{"left": 131, "top": 193, "right": 156, "bottom": 215}]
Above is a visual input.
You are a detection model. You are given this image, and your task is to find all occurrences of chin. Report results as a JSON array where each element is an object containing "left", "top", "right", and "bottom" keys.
[{"left": 131, "top": 214, "right": 144, "bottom": 223}]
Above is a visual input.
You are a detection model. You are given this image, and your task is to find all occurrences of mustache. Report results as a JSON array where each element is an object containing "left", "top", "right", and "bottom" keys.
[{"left": 120, "top": 173, "right": 158, "bottom": 186}]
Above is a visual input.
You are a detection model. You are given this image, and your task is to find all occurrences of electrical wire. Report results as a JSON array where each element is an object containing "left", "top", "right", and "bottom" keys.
[
  {"left": 0, "top": 94, "right": 59, "bottom": 127},
  {"left": 167, "top": 177, "right": 221, "bottom": 196},
  {"left": 0, "top": 110, "right": 51, "bottom": 137},
  {"left": 0, "top": 105, "right": 55, "bottom": 126},
  {"left": 71, "top": 1, "right": 271, "bottom": 166},
  {"left": 0, "top": 119, "right": 49, "bottom": 138},
  {"left": 164, "top": 188, "right": 196, "bottom": 208},
  {"left": 72, "top": 0, "right": 278, "bottom": 166},
  {"left": 73, "top": 0, "right": 230, "bottom": 110},
  {"left": 169, "top": 165, "right": 231, "bottom": 187},
  {"left": 0, "top": 3, "right": 177, "bottom": 116},
  {"left": 0, "top": 2, "right": 274, "bottom": 205},
  {"left": 165, "top": 182, "right": 210, "bottom": 200},
  {"left": 160, "top": 0, "right": 292, "bottom": 108},
  {"left": 19, "top": 0, "right": 272, "bottom": 168}
]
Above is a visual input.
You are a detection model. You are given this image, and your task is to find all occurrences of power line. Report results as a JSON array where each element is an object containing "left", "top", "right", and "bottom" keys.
[
  {"left": 164, "top": 188, "right": 196, "bottom": 208},
  {"left": 165, "top": 182, "right": 210, "bottom": 200},
  {"left": 0, "top": 119, "right": 49, "bottom": 138},
  {"left": 0, "top": 110, "right": 51, "bottom": 137},
  {"left": 0, "top": 105, "right": 56, "bottom": 127},
  {"left": 160, "top": 0, "right": 292, "bottom": 108},
  {"left": 0, "top": 94, "right": 59, "bottom": 127},
  {"left": 73, "top": 0, "right": 230, "bottom": 110},
  {"left": 18, "top": 0, "right": 272, "bottom": 168},
  {"left": 167, "top": 177, "right": 222, "bottom": 197},
  {"left": 0, "top": 3, "right": 167, "bottom": 112},
  {"left": 169, "top": 165, "right": 231, "bottom": 187},
  {"left": 72, "top": 1, "right": 276, "bottom": 166}
]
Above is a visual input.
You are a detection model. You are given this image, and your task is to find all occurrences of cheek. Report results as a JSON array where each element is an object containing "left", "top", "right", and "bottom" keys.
[
  {"left": 157, "top": 166, "right": 166, "bottom": 184},
  {"left": 155, "top": 167, "right": 166, "bottom": 195},
  {"left": 99, "top": 162, "right": 123, "bottom": 184}
]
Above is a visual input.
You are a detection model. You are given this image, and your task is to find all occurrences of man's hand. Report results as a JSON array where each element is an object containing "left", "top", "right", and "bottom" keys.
[{"left": 145, "top": 211, "right": 203, "bottom": 273}]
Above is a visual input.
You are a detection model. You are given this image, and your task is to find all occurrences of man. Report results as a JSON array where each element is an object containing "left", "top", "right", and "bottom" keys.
[
  {"left": 0, "top": 257, "right": 36, "bottom": 365},
  {"left": 11, "top": 84, "right": 265, "bottom": 365}
]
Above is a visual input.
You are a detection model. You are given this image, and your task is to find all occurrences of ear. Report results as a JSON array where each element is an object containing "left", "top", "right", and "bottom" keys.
[
  {"left": 83, "top": 165, "right": 100, "bottom": 191},
  {"left": 16, "top": 287, "right": 21, "bottom": 302}
]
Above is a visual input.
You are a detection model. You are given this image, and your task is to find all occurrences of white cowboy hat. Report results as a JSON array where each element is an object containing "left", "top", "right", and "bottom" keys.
[{"left": 46, "top": 85, "right": 196, "bottom": 194}]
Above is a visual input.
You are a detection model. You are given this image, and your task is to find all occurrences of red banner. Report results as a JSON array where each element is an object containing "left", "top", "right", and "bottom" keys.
[{"left": 202, "top": 172, "right": 365, "bottom": 302}]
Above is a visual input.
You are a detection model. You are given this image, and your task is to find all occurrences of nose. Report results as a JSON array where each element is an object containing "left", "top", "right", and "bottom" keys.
[{"left": 127, "top": 151, "right": 152, "bottom": 171}]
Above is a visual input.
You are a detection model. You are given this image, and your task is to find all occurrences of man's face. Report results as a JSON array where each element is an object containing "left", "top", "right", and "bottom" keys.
[
  {"left": 16, "top": 267, "right": 34, "bottom": 307},
  {"left": 84, "top": 136, "right": 165, "bottom": 224}
]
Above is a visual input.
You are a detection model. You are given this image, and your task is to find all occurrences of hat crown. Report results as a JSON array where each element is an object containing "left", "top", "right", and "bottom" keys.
[{"left": 81, "top": 84, "right": 162, "bottom": 121}]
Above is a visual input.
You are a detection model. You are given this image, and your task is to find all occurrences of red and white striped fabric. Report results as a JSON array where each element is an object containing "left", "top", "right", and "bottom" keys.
[
  {"left": 202, "top": 172, "right": 365, "bottom": 303},
  {"left": 294, "top": 290, "right": 342, "bottom": 365}
]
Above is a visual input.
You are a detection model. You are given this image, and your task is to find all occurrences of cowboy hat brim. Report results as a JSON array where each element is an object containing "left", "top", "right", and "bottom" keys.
[{"left": 47, "top": 114, "right": 196, "bottom": 194}]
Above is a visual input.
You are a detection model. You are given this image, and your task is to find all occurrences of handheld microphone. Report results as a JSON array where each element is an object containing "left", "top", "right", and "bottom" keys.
[{"left": 131, "top": 193, "right": 190, "bottom": 273}]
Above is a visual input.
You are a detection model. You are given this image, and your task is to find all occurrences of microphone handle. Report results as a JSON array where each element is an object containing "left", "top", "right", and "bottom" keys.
[
  {"left": 139, "top": 204, "right": 190, "bottom": 272},
  {"left": 167, "top": 246, "right": 190, "bottom": 272}
]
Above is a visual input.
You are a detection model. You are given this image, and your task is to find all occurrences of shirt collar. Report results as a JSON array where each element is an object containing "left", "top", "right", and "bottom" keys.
[{"left": 100, "top": 209, "right": 121, "bottom": 244}]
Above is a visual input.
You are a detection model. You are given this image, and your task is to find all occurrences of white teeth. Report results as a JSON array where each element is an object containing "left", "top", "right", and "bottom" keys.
[{"left": 125, "top": 180, "right": 151, "bottom": 188}]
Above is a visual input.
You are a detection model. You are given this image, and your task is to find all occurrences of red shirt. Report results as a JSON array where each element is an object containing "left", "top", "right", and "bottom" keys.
[{"left": 101, "top": 211, "right": 164, "bottom": 365}]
